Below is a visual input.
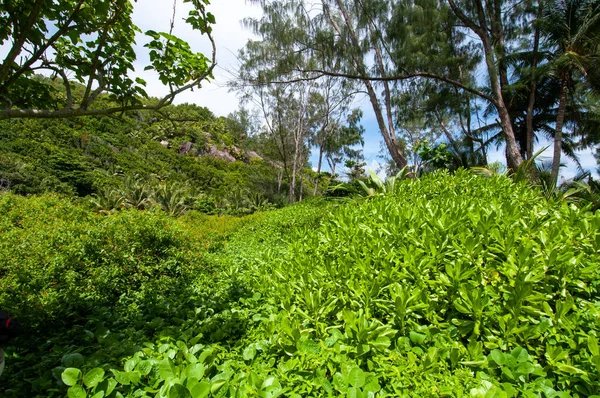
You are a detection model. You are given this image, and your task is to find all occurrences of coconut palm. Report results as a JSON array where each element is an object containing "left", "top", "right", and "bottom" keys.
[{"left": 542, "top": 0, "right": 600, "bottom": 187}]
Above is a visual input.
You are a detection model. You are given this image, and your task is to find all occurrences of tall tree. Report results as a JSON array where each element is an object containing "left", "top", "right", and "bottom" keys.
[
  {"left": 323, "top": 108, "right": 365, "bottom": 177},
  {"left": 308, "top": 76, "right": 358, "bottom": 194},
  {"left": 244, "top": 0, "right": 532, "bottom": 172},
  {"left": 542, "top": 0, "right": 600, "bottom": 187}
]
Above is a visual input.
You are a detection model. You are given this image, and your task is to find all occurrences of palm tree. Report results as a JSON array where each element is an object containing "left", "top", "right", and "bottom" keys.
[{"left": 542, "top": 0, "right": 600, "bottom": 187}]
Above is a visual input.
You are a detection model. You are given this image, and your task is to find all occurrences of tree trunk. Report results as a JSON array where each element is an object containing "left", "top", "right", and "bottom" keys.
[
  {"left": 277, "top": 168, "right": 283, "bottom": 194},
  {"left": 313, "top": 139, "right": 324, "bottom": 196},
  {"left": 327, "top": 0, "right": 408, "bottom": 170},
  {"left": 299, "top": 167, "right": 304, "bottom": 202},
  {"left": 482, "top": 36, "right": 523, "bottom": 171},
  {"left": 526, "top": 1, "right": 543, "bottom": 159},
  {"left": 551, "top": 73, "right": 568, "bottom": 188},
  {"left": 438, "top": 116, "right": 461, "bottom": 154},
  {"left": 289, "top": 164, "right": 296, "bottom": 203},
  {"left": 480, "top": 143, "right": 488, "bottom": 165},
  {"left": 328, "top": 156, "right": 337, "bottom": 177},
  {"left": 448, "top": 0, "right": 525, "bottom": 172}
]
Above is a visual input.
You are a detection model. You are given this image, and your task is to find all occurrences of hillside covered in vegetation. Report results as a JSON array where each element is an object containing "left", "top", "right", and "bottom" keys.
[{"left": 0, "top": 89, "right": 331, "bottom": 215}]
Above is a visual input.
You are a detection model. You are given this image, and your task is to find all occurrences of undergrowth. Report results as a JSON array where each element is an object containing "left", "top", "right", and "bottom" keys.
[{"left": 1, "top": 171, "right": 599, "bottom": 397}]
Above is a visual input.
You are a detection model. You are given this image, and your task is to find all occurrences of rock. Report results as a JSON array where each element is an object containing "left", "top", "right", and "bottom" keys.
[
  {"left": 160, "top": 140, "right": 170, "bottom": 148},
  {"left": 207, "top": 144, "right": 236, "bottom": 162},
  {"left": 247, "top": 151, "right": 263, "bottom": 161},
  {"left": 179, "top": 141, "right": 193, "bottom": 155}
]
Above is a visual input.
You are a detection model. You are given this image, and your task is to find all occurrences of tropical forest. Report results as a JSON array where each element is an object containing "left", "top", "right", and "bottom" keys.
[{"left": 1, "top": 0, "right": 600, "bottom": 397}]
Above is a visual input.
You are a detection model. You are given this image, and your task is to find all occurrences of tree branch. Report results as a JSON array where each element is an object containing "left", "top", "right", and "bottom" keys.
[
  {"left": 0, "top": 5, "right": 217, "bottom": 121},
  {"left": 255, "top": 67, "right": 499, "bottom": 106},
  {"left": 0, "top": 0, "right": 86, "bottom": 90}
]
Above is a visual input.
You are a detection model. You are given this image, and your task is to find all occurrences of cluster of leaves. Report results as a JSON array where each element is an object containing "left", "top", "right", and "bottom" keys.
[
  {"left": 2, "top": 172, "right": 600, "bottom": 397},
  {"left": 0, "top": 0, "right": 216, "bottom": 118},
  {"left": 92, "top": 175, "right": 279, "bottom": 217},
  {"left": 256, "top": 170, "right": 600, "bottom": 396}
]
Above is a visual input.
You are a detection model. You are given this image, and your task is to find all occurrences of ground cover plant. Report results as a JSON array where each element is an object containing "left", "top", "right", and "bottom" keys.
[{"left": 1, "top": 171, "right": 599, "bottom": 397}]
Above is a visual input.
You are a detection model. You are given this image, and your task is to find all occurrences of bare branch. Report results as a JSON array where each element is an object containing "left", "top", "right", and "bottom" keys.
[
  {"left": 246, "top": 67, "right": 498, "bottom": 107},
  {"left": 33, "top": 63, "right": 73, "bottom": 109}
]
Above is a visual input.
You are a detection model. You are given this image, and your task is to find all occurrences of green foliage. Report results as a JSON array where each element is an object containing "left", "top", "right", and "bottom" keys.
[
  {"left": 2, "top": 172, "right": 600, "bottom": 397},
  {"left": 0, "top": 0, "right": 215, "bottom": 118},
  {"left": 358, "top": 167, "right": 412, "bottom": 197},
  {"left": 416, "top": 141, "right": 456, "bottom": 172}
]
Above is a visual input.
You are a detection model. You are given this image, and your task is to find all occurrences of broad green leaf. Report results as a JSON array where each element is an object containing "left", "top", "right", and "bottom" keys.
[
  {"left": 159, "top": 359, "right": 176, "bottom": 380},
  {"left": 555, "top": 363, "right": 587, "bottom": 375},
  {"left": 169, "top": 383, "right": 192, "bottom": 398},
  {"left": 210, "top": 378, "right": 227, "bottom": 394},
  {"left": 515, "top": 362, "right": 536, "bottom": 375},
  {"left": 62, "top": 368, "right": 82, "bottom": 387},
  {"left": 243, "top": 345, "right": 257, "bottom": 361},
  {"left": 409, "top": 331, "right": 426, "bottom": 345},
  {"left": 489, "top": 350, "right": 505, "bottom": 366},
  {"left": 348, "top": 368, "right": 366, "bottom": 388},
  {"left": 68, "top": 385, "right": 86, "bottom": 398},
  {"left": 111, "top": 370, "right": 130, "bottom": 386},
  {"left": 190, "top": 381, "right": 210, "bottom": 398},
  {"left": 184, "top": 363, "right": 205, "bottom": 381},
  {"left": 136, "top": 360, "right": 152, "bottom": 376},
  {"left": 588, "top": 335, "right": 599, "bottom": 356},
  {"left": 83, "top": 368, "right": 105, "bottom": 388},
  {"left": 62, "top": 353, "right": 85, "bottom": 368}
]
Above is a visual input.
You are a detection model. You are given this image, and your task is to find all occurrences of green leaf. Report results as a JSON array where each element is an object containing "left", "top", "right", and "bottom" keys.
[
  {"left": 68, "top": 385, "right": 87, "bottom": 398},
  {"left": 489, "top": 350, "right": 505, "bottom": 366},
  {"left": 136, "top": 360, "right": 152, "bottom": 376},
  {"left": 409, "top": 331, "right": 426, "bottom": 345},
  {"left": 83, "top": 368, "right": 105, "bottom": 388},
  {"left": 555, "top": 363, "right": 587, "bottom": 375},
  {"left": 210, "top": 378, "right": 227, "bottom": 394},
  {"left": 515, "top": 362, "right": 535, "bottom": 375},
  {"left": 62, "top": 353, "right": 85, "bottom": 368},
  {"left": 62, "top": 368, "right": 82, "bottom": 387},
  {"left": 348, "top": 368, "right": 366, "bottom": 388},
  {"left": 184, "top": 363, "right": 205, "bottom": 381},
  {"left": 111, "top": 369, "right": 130, "bottom": 385},
  {"left": 190, "top": 381, "right": 210, "bottom": 398},
  {"left": 243, "top": 345, "right": 257, "bottom": 361},
  {"left": 169, "top": 384, "right": 192, "bottom": 398},
  {"left": 261, "top": 376, "right": 282, "bottom": 398},
  {"left": 159, "top": 359, "right": 176, "bottom": 380},
  {"left": 588, "top": 335, "right": 599, "bottom": 356}
]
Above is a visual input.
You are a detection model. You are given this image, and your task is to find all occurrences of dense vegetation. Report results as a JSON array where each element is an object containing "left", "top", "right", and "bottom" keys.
[
  {"left": 0, "top": 91, "right": 335, "bottom": 213},
  {"left": 2, "top": 171, "right": 599, "bottom": 397},
  {"left": 2, "top": 1, "right": 600, "bottom": 397}
]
